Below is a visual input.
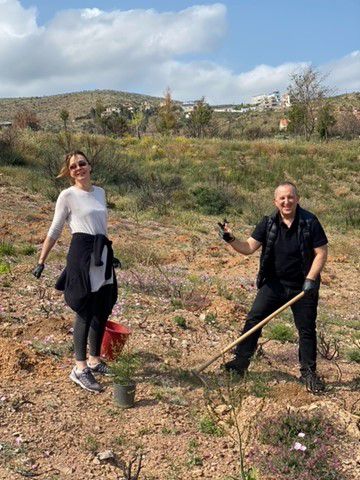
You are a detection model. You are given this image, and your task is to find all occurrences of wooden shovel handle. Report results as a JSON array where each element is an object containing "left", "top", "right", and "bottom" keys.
[{"left": 194, "top": 291, "right": 305, "bottom": 374}]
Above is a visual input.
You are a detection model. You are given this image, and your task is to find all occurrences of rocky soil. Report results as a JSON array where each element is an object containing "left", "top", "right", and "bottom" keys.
[{"left": 0, "top": 181, "right": 359, "bottom": 480}]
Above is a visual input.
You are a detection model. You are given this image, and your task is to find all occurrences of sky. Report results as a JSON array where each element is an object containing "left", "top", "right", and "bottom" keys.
[{"left": 1, "top": 0, "right": 359, "bottom": 103}]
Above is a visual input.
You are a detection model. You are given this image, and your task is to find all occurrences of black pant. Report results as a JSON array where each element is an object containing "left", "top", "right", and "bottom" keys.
[
  {"left": 73, "top": 285, "right": 112, "bottom": 361},
  {"left": 235, "top": 280, "right": 318, "bottom": 374}
]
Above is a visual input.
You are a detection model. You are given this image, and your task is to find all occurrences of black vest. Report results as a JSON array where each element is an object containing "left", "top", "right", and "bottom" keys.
[{"left": 256, "top": 206, "right": 316, "bottom": 288}]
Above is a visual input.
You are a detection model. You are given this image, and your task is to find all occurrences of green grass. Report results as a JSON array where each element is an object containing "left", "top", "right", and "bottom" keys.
[
  {"left": 0, "top": 262, "right": 11, "bottom": 274},
  {"left": 19, "top": 244, "right": 37, "bottom": 256},
  {"left": 346, "top": 348, "right": 360, "bottom": 363},
  {"left": 173, "top": 315, "right": 188, "bottom": 329},
  {"left": 1, "top": 132, "right": 360, "bottom": 239},
  {"left": 248, "top": 373, "right": 272, "bottom": 398},
  {"left": 0, "top": 242, "right": 16, "bottom": 257},
  {"left": 204, "top": 312, "right": 218, "bottom": 326},
  {"left": 83, "top": 435, "right": 99, "bottom": 454},
  {"left": 265, "top": 323, "right": 296, "bottom": 343},
  {"left": 199, "top": 415, "right": 224, "bottom": 436}
]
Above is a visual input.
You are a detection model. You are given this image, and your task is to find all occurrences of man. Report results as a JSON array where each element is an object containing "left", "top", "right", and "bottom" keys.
[{"left": 219, "top": 182, "right": 328, "bottom": 393}]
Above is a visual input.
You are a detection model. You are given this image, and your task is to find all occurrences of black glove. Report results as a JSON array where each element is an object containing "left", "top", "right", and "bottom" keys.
[
  {"left": 32, "top": 263, "right": 44, "bottom": 279},
  {"left": 217, "top": 219, "right": 235, "bottom": 243},
  {"left": 302, "top": 278, "right": 318, "bottom": 298},
  {"left": 112, "top": 257, "right": 121, "bottom": 269}
]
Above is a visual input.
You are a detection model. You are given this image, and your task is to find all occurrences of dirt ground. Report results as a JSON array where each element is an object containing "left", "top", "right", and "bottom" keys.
[{"left": 0, "top": 182, "right": 359, "bottom": 480}]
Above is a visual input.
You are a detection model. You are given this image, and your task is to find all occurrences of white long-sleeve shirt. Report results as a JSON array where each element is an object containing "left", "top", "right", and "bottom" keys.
[{"left": 48, "top": 185, "right": 113, "bottom": 292}]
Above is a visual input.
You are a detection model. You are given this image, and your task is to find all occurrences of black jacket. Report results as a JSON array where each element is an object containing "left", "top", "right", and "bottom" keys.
[
  {"left": 257, "top": 206, "right": 318, "bottom": 288},
  {"left": 55, "top": 233, "right": 118, "bottom": 315}
]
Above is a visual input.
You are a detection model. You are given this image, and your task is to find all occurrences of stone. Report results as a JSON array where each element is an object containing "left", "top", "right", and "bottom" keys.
[
  {"left": 97, "top": 450, "right": 115, "bottom": 462},
  {"left": 214, "top": 404, "right": 230, "bottom": 415}
]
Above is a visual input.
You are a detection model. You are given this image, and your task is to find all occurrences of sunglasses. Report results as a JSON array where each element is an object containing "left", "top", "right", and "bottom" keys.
[{"left": 69, "top": 160, "right": 88, "bottom": 170}]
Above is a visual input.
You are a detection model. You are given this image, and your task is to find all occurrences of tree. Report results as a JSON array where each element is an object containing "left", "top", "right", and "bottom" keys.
[
  {"left": 287, "top": 66, "right": 331, "bottom": 140},
  {"left": 186, "top": 98, "right": 213, "bottom": 138},
  {"left": 287, "top": 104, "right": 308, "bottom": 136},
  {"left": 331, "top": 109, "right": 360, "bottom": 139},
  {"left": 156, "top": 88, "right": 181, "bottom": 135},
  {"left": 90, "top": 101, "right": 107, "bottom": 134},
  {"left": 103, "top": 113, "right": 129, "bottom": 136},
  {"left": 130, "top": 111, "right": 147, "bottom": 139},
  {"left": 59, "top": 109, "right": 69, "bottom": 131},
  {"left": 316, "top": 103, "right": 336, "bottom": 140}
]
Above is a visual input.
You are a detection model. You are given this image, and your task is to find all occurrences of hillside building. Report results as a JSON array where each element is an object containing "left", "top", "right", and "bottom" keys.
[
  {"left": 181, "top": 101, "right": 196, "bottom": 113},
  {"left": 281, "top": 93, "right": 291, "bottom": 108},
  {"left": 279, "top": 118, "right": 290, "bottom": 131},
  {"left": 251, "top": 91, "right": 281, "bottom": 110},
  {"left": 250, "top": 91, "right": 291, "bottom": 111}
]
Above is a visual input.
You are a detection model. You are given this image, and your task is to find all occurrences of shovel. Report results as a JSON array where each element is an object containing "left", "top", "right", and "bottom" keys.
[{"left": 193, "top": 291, "right": 305, "bottom": 375}]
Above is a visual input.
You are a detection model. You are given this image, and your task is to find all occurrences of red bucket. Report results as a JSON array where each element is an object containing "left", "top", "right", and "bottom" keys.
[{"left": 101, "top": 320, "right": 131, "bottom": 360}]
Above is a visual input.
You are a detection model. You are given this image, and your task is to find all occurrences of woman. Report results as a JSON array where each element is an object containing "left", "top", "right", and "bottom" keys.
[{"left": 33, "top": 150, "right": 118, "bottom": 393}]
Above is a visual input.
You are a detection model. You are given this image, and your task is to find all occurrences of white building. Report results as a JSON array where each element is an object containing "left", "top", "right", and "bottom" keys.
[
  {"left": 181, "top": 101, "right": 196, "bottom": 113},
  {"left": 213, "top": 107, "right": 238, "bottom": 113},
  {"left": 251, "top": 91, "right": 281, "bottom": 110},
  {"left": 281, "top": 93, "right": 291, "bottom": 108}
]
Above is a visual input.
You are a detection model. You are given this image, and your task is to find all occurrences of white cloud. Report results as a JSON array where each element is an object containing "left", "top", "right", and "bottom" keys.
[
  {"left": 0, "top": 0, "right": 38, "bottom": 37},
  {"left": 322, "top": 50, "right": 360, "bottom": 93},
  {"left": 0, "top": 1, "right": 358, "bottom": 102}
]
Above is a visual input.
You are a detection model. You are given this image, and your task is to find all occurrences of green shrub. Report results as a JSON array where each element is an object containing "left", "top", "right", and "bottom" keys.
[
  {"left": 0, "top": 242, "right": 16, "bottom": 257},
  {"left": 0, "top": 140, "right": 28, "bottom": 167},
  {"left": 191, "top": 186, "right": 231, "bottom": 215},
  {"left": 19, "top": 244, "right": 37, "bottom": 256},
  {"left": 187, "top": 439, "right": 203, "bottom": 467},
  {"left": 0, "top": 262, "right": 11, "bottom": 274},
  {"left": 135, "top": 173, "right": 182, "bottom": 215},
  {"left": 266, "top": 323, "right": 296, "bottom": 343},
  {"left": 204, "top": 312, "right": 217, "bottom": 325},
  {"left": 109, "top": 351, "right": 141, "bottom": 384},
  {"left": 199, "top": 416, "right": 223, "bottom": 436},
  {"left": 83, "top": 435, "right": 99, "bottom": 454},
  {"left": 173, "top": 316, "right": 187, "bottom": 329},
  {"left": 346, "top": 348, "right": 360, "bottom": 363},
  {"left": 249, "top": 373, "right": 271, "bottom": 398}
]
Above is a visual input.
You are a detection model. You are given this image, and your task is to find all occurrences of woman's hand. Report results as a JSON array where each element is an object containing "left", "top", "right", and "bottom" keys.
[
  {"left": 112, "top": 257, "right": 121, "bottom": 269},
  {"left": 32, "top": 263, "right": 45, "bottom": 279}
]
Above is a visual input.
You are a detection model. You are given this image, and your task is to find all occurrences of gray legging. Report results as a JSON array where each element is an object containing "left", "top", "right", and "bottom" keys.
[{"left": 73, "top": 285, "right": 112, "bottom": 361}]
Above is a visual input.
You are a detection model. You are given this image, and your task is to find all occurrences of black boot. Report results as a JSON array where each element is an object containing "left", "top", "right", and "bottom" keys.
[
  {"left": 300, "top": 369, "right": 325, "bottom": 394},
  {"left": 223, "top": 357, "right": 248, "bottom": 377}
]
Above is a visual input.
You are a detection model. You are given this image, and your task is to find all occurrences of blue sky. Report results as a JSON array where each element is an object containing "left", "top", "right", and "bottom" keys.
[{"left": 2, "top": 0, "right": 360, "bottom": 102}]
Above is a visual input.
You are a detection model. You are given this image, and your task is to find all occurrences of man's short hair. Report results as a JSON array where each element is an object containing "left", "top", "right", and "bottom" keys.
[{"left": 274, "top": 181, "right": 299, "bottom": 198}]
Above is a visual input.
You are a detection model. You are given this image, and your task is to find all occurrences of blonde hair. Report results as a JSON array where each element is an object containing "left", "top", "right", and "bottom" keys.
[{"left": 57, "top": 150, "right": 91, "bottom": 183}]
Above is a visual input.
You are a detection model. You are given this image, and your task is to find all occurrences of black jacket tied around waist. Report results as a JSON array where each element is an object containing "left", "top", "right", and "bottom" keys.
[{"left": 55, "top": 233, "right": 118, "bottom": 315}]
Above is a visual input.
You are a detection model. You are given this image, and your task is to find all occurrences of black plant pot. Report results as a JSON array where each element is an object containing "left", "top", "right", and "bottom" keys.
[{"left": 114, "top": 382, "right": 136, "bottom": 408}]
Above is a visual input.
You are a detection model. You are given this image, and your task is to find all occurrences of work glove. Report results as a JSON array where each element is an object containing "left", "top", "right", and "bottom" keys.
[
  {"left": 302, "top": 278, "right": 318, "bottom": 298},
  {"left": 32, "top": 263, "right": 44, "bottom": 279},
  {"left": 217, "top": 219, "right": 235, "bottom": 243},
  {"left": 112, "top": 257, "right": 121, "bottom": 269}
]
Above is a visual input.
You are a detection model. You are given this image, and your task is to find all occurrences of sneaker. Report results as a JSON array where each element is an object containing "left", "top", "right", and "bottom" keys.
[
  {"left": 69, "top": 367, "right": 103, "bottom": 393},
  {"left": 87, "top": 360, "right": 111, "bottom": 376},
  {"left": 300, "top": 370, "right": 325, "bottom": 394},
  {"left": 223, "top": 358, "right": 247, "bottom": 378}
]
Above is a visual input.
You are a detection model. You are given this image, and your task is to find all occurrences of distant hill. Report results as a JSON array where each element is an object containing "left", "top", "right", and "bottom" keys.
[
  {"left": 0, "top": 89, "right": 163, "bottom": 130},
  {"left": 0, "top": 89, "right": 359, "bottom": 133},
  {"left": 328, "top": 92, "right": 360, "bottom": 109}
]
